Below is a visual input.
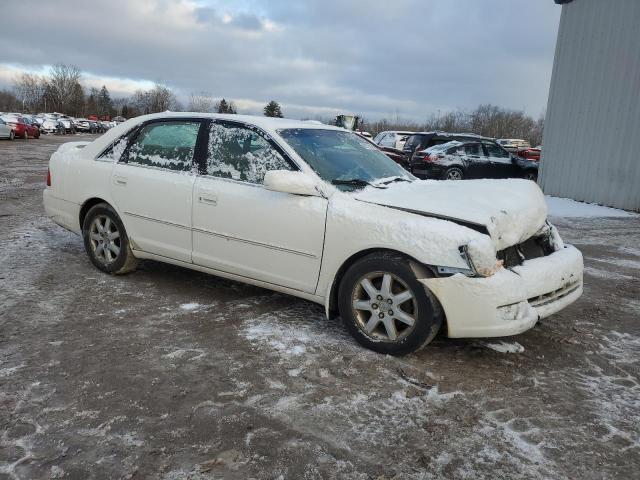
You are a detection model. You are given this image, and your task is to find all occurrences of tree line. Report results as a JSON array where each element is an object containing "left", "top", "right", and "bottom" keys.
[
  {"left": 0, "top": 63, "right": 544, "bottom": 144},
  {"left": 363, "top": 104, "right": 545, "bottom": 147}
]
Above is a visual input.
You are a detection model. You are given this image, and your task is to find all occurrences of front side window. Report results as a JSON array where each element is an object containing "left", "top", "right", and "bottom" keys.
[
  {"left": 206, "top": 122, "right": 293, "bottom": 184},
  {"left": 126, "top": 121, "right": 200, "bottom": 171},
  {"left": 484, "top": 142, "right": 510, "bottom": 160},
  {"left": 279, "top": 128, "right": 411, "bottom": 189}
]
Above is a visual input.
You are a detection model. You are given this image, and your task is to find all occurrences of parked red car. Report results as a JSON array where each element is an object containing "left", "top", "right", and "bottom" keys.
[
  {"left": 23, "top": 117, "right": 41, "bottom": 139},
  {"left": 0, "top": 115, "right": 29, "bottom": 139},
  {"left": 516, "top": 147, "right": 541, "bottom": 161}
]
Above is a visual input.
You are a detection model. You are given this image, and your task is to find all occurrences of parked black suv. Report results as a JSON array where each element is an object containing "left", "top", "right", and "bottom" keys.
[
  {"left": 403, "top": 132, "right": 490, "bottom": 172},
  {"left": 411, "top": 139, "right": 539, "bottom": 181}
]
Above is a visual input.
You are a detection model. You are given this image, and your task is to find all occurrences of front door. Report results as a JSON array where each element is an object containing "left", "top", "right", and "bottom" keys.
[
  {"left": 191, "top": 121, "right": 328, "bottom": 293},
  {"left": 461, "top": 142, "right": 490, "bottom": 178},
  {"left": 483, "top": 141, "right": 517, "bottom": 178},
  {"left": 110, "top": 119, "right": 202, "bottom": 263}
]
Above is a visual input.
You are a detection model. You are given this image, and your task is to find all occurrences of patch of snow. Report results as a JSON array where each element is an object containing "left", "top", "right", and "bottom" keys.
[
  {"left": 481, "top": 341, "right": 525, "bottom": 353},
  {"left": 546, "top": 196, "right": 636, "bottom": 218},
  {"left": 179, "top": 302, "right": 200, "bottom": 311},
  {"left": 50, "top": 466, "right": 65, "bottom": 478}
]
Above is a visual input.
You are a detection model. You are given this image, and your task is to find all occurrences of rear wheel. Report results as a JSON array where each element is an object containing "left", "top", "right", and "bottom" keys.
[
  {"left": 82, "top": 203, "right": 138, "bottom": 274},
  {"left": 444, "top": 167, "right": 464, "bottom": 180},
  {"left": 524, "top": 171, "right": 538, "bottom": 182},
  {"left": 338, "top": 252, "right": 443, "bottom": 355},
  {"left": 9, "top": 130, "right": 14, "bottom": 140}
]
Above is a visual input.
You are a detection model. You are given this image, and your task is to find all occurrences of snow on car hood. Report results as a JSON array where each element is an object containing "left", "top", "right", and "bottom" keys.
[{"left": 353, "top": 179, "right": 547, "bottom": 250}]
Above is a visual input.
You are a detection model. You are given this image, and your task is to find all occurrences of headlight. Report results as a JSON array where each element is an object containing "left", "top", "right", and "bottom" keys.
[{"left": 460, "top": 237, "right": 503, "bottom": 277}]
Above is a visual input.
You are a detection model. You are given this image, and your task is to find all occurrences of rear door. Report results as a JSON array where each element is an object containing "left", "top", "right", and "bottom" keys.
[
  {"left": 110, "top": 119, "right": 203, "bottom": 262},
  {"left": 482, "top": 141, "right": 516, "bottom": 178}
]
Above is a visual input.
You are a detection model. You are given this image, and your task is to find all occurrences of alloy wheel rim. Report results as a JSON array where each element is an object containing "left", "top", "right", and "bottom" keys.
[
  {"left": 351, "top": 271, "right": 418, "bottom": 342},
  {"left": 447, "top": 169, "right": 462, "bottom": 180},
  {"left": 89, "top": 215, "right": 121, "bottom": 264}
]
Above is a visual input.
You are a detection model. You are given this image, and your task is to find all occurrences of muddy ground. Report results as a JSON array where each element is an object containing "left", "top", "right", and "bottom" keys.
[{"left": 1, "top": 134, "right": 639, "bottom": 479}]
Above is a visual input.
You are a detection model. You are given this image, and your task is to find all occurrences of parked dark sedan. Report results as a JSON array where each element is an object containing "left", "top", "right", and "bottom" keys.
[
  {"left": 403, "top": 131, "right": 492, "bottom": 171},
  {"left": 411, "top": 140, "right": 538, "bottom": 181}
]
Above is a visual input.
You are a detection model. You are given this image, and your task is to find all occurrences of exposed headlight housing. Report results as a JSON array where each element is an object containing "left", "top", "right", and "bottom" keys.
[{"left": 460, "top": 237, "right": 503, "bottom": 277}]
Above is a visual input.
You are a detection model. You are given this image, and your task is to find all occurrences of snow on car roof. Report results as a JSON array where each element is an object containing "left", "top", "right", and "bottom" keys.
[{"left": 76, "top": 111, "right": 348, "bottom": 159}]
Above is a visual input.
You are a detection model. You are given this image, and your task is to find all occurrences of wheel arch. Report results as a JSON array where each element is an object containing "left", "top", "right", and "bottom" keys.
[
  {"left": 325, "top": 248, "right": 437, "bottom": 320},
  {"left": 79, "top": 197, "right": 112, "bottom": 230}
]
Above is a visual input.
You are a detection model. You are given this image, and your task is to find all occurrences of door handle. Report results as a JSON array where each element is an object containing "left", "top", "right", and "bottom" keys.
[
  {"left": 113, "top": 175, "right": 128, "bottom": 186},
  {"left": 198, "top": 192, "right": 218, "bottom": 206}
]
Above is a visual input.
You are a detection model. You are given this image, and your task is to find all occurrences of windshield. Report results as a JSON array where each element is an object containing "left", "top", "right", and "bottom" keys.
[{"left": 279, "top": 128, "right": 412, "bottom": 190}]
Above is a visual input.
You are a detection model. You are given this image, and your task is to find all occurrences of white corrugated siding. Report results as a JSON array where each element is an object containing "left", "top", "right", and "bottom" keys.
[{"left": 540, "top": 0, "right": 640, "bottom": 211}]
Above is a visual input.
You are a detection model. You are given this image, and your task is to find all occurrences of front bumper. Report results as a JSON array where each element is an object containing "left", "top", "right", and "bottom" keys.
[{"left": 422, "top": 245, "right": 583, "bottom": 338}]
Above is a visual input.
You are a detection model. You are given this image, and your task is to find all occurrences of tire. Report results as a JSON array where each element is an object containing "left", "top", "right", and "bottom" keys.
[
  {"left": 338, "top": 252, "right": 443, "bottom": 355},
  {"left": 82, "top": 203, "right": 138, "bottom": 275},
  {"left": 443, "top": 167, "right": 464, "bottom": 180},
  {"left": 524, "top": 171, "right": 538, "bottom": 182}
]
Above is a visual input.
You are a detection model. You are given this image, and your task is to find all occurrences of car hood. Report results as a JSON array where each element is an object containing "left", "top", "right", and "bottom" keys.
[{"left": 353, "top": 179, "right": 547, "bottom": 250}]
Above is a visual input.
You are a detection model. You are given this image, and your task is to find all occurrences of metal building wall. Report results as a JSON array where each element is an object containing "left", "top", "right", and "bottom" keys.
[{"left": 540, "top": 0, "right": 640, "bottom": 211}]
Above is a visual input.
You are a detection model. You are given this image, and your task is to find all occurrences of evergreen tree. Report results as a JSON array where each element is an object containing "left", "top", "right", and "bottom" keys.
[
  {"left": 98, "top": 85, "right": 112, "bottom": 117},
  {"left": 86, "top": 87, "right": 99, "bottom": 116},
  {"left": 264, "top": 100, "right": 283, "bottom": 118},
  {"left": 217, "top": 98, "right": 229, "bottom": 113}
]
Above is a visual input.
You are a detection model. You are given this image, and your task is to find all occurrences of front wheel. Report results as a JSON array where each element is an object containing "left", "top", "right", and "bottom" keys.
[
  {"left": 82, "top": 203, "right": 138, "bottom": 274},
  {"left": 444, "top": 167, "right": 464, "bottom": 180},
  {"left": 338, "top": 252, "right": 443, "bottom": 355}
]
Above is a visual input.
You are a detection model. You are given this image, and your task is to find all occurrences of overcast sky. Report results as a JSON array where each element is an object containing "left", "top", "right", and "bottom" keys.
[{"left": 0, "top": 0, "right": 561, "bottom": 120}]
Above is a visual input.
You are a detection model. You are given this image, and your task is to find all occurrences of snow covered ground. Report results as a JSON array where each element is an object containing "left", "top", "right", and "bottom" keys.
[
  {"left": 546, "top": 195, "right": 637, "bottom": 218},
  {"left": 1, "top": 137, "right": 639, "bottom": 479}
]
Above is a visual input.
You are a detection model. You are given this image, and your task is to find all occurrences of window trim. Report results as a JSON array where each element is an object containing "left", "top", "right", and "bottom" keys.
[
  {"left": 197, "top": 119, "right": 300, "bottom": 184},
  {"left": 118, "top": 118, "right": 206, "bottom": 173}
]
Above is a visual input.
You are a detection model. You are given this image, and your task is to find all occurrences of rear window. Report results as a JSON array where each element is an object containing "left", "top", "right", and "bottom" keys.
[{"left": 403, "top": 135, "right": 426, "bottom": 151}]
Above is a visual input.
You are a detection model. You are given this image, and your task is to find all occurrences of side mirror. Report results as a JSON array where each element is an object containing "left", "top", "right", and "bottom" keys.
[{"left": 264, "top": 170, "right": 320, "bottom": 196}]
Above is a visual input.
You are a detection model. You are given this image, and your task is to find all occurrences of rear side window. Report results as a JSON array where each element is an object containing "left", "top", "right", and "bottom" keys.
[
  {"left": 126, "top": 121, "right": 200, "bottom": 171},
  {"left": 206, "top": 122, "right": 292, "bottom": 184},
  {"left": 464, "top": 143, "right": 482, "bottom": 156},
  {"left": 404, "top": 135, "right": 424, "bottom": 150},
  {"left": 379, "top": 133, "right": 395, "bottom": 147}
]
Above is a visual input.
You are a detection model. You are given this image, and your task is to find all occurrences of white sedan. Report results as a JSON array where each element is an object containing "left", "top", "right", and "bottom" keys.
[{"left": 43, "top": 113, "right": 583, "bottom": 355}]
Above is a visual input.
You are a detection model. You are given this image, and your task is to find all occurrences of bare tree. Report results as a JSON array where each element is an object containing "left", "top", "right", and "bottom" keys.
[
  {"left": 132, "top": 83, "right": 180, "bottom": 114},
  {"left": 188, "top": 92, "right": 216, "bottom": 112},
  {"left": 47, "top": 63, "right": 82, "bottom": 112},
  {"left": 13, "top": 73, "right": 47, "bottom": 112}
]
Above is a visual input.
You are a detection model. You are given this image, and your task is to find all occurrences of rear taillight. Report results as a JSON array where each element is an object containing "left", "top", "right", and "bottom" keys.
[
  {"left": 414, "top": 152, "right": 439, "bottom": 162},
  {"left": 46, "top": 168, "right": 51, "bottom": 187}
]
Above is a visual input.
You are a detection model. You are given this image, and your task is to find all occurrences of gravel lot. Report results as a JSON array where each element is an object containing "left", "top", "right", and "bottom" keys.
[{"left": 1, "top": 134, "right": 639, "bottom": 479}]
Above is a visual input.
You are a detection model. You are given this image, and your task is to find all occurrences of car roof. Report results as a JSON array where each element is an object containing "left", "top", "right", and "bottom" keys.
[
  {"left": 116, "top": 111, "right": 347, "bottom": 133},
  {"left": 407, "top": 131, "right": 493, "bottom": 141},
  {"left": 79, "top": 112, "right": 350, "bottom": 160}
]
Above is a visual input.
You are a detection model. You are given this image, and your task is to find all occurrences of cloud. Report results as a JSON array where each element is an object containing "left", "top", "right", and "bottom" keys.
[{"left": 0, "top": 0, "right": 560, "bottom": 119}]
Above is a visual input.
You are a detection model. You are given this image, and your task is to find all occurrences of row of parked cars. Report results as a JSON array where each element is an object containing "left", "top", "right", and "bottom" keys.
[
  {"left": 372, "top": 131, "right": 541, "bottom": 181},
  {"left": 0, "top": 112, "right": 119, "bottom": 140}
]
